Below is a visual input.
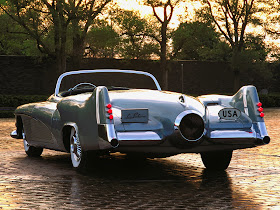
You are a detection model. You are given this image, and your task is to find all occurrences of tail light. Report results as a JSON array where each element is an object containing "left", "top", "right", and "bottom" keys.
[
  {"left": 106, "top": 104, "right": 113, "bottom": 120},
  {"left": 257, "top": 102, "right": 264, "bottom": 117}
]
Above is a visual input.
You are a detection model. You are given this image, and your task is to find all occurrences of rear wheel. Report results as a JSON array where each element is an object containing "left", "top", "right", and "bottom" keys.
[
  {"left": 70, "top": 127, "right": 92, "bottom": 170},
  {"left": 200, "top": 151, "right": 233, "bottom": 171},
  {"left": 70, "top": 127, "right": 83, "bottom": 168},
  {"left": 23, "top": 132, "right": 43, "bottom": 157}
]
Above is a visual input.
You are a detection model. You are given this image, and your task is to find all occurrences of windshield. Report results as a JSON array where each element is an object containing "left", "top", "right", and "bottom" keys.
[{"left": 55, "top": 70, "right": 161, "bottom": 96}]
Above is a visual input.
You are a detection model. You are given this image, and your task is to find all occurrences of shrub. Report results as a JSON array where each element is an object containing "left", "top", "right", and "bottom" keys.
[
  {"left": 259, "top": 94, "right": 280, "bottom": 108},
  {"left": 0, "top": 95, "right": 48, "bottom": 107}
]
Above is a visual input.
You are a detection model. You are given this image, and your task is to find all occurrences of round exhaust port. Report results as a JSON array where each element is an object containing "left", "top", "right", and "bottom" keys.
[{"left": 179, "top": 113, "right": 205, "bottom": 141}]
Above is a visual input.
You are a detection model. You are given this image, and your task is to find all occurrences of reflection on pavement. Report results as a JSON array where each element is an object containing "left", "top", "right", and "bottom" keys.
[{"left": 0, "top": 108, "right": 279, "bottom": 209}]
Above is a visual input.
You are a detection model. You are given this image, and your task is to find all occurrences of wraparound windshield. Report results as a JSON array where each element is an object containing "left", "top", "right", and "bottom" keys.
[{"left": 55, "top": 69, "right": 162, "bottom": 96}]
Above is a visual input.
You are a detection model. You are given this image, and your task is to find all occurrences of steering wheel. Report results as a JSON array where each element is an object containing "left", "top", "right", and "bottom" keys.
[{"left": 69, "top": 83, "right": 96, "bottom": 91}]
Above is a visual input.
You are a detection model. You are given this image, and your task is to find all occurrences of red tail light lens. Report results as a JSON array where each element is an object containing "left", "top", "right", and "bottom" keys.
[
  {"left": 106, "top": 104, "right": 112, "bottom": 109},
  {"left": 257, "top": 102, "right": 262, "bottom": 107},
  {"left": 107, "top": 109, "right": 112, "bottom": 114},
  {"left": 260, "top": 112, "right": 264, "bottom": 117},
  {"left": 109, "top": 115, "right": 113, "bottom": 120},
  {"left": 258, "top": 107, "right": 263, "bottom": 112}
]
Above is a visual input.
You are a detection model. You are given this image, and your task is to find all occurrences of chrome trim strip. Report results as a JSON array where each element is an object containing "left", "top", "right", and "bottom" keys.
[
  {"left": 243, "top": 87, "right": 249, "bottom": 115},
  {"left": 106, "top": 124, "right": 117, "bottom": 142},
  {"left": 257, "top": 122, "right": 268, "bottom": 138},
  {"left": 209, "top": 130, "right": 255, "bottom": 139},
  {"left": 96, "top": 88, "right": 101, "bottom": 124},
  {"left": 116, "top": 131, "right": 161, "bottom": 141},
  {"left": 55, "top": 69, "right": 162, "bottom": 96}
]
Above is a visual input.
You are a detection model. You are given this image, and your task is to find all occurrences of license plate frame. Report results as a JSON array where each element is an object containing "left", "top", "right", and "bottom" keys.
[
  {"left": 218, "top": 108, "right": 241, "bottom": 120},
  {"left": 121, "top": 109, "right": 148, "bottom": 123}
]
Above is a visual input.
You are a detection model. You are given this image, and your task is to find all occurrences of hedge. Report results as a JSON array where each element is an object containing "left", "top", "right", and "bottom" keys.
[
  {"left": 0, "top": 94, "right": 48, "bottom": 107},
  {"left": 259, "top": 94, "right": 280, "bottom": 108},
  {"left": 0, "top": 95, "right": 48, "bottom": 118}
]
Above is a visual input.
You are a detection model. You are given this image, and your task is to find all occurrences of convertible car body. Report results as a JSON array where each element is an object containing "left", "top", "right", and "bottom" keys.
[{"left": 11, "top": 69, "right": 270, "bottom": 170}]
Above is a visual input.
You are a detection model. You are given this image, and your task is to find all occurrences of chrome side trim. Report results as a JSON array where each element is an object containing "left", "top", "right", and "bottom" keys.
[
  {"left": 257, "top": 122, "right": 268, "bottom": 138},
  {"left": 116, "top": 131, "right": 161, "bottom": 141},
  {"left": 96, "top": 88, "right": 101, "bottom": 124},
  {"left": 209, "top": 130, "right": 255, "bottom": 139},
  {"left": 106, "top": 124, "right": 117, "bottom": 142},
  {"left": 55, "top": 69, "right": 162, "bottom": 96},
  {"left": 243, "top": 86, "right": 249, "bottom": 115}
]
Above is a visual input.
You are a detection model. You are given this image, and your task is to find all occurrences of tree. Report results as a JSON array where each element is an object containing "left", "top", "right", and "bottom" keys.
[
  {"left": 172, "top": 21, "right": 231, "bottom": 61},
  {"left": 112, "top": 9, "right": 159, "bottom": 59},
  {"left": 142, "top": 0, "right": 181, "bottom": 90},
  {"left": 70, "top": 0, "right": 112, "bottom": 69},
  {"left": 199, "top": 0, "right": 273, "bottom": 91},
  {"left": 0, "top": 0, "right": 112, "bottom": 75},
  {"left": 263, "top": 0, "right": 280, "bottom": 61},
  {"left": 86, "top": 20, "right": 120, "bottom": 58},
  {"left": 0, "top": 13, "right": 39, "bottom": 55}
]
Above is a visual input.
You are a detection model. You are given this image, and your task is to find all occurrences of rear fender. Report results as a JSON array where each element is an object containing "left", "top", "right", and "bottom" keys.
[
  {"left": 95, "top": 86, "right": 117, "bottom": 148},
  {"left": 230, "top": 85, "right": 269, "bottom": 141}
]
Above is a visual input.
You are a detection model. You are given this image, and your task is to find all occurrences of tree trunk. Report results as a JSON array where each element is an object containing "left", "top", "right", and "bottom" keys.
[
  {"left": 72, "top": 19, "right": 84, "bottom": 70},
  {"left": 161, "top": 23, "right": 168, "bottom": 90},
  {"left": 232, "top": 47, "right": 240, "bottom": 92}
]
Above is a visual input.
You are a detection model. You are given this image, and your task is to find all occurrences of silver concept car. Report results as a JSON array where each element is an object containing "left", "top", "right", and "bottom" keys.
[{"left": 11, "top": 69, "right": 270, "bottom": 170}]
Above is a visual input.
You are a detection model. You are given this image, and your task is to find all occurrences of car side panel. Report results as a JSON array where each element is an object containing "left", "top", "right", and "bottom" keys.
[
  {"left": 55, "top": 91, "right": 109, "bottom": 151},
  {"left": 15, "top": 101, "right": 60, "bottom": 149},
  {"left": 21, "top": 115, "right": 56, "bottom": 148}
]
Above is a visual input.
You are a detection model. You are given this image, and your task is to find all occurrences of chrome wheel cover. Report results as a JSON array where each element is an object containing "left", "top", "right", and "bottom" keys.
[
  {"left": 22, "top": 132, "right": 30, "bottom": 152},
  {"left": 70, "top": 128, "right": 82, "bottom": 167}
]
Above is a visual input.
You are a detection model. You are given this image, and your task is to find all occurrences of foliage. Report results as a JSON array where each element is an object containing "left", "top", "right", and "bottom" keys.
[
  {"left": 259, "top": 93, "right": 280, "bottom": 108},
  {"left": 140, "top": 0, "right": 183, "bottom": 89},
  {"left": 171, "top": 21, "right": 231, "bottom": 61},
  {"left": 0, "top": 0, "right": 112, "bottom": 73},
  {"left": 0, "top": 13, "right": 40, "bottom": 56},
  {"left": 0, "top": 94, "right": 48, "bottom": 118},
  {"left": 195, "top": 0, "right": 275, "bottom": 90},
  {"left": 86, "top": 20, "right": 120, "bottom": 58},
  {"left": 0, "top": 95, "right": 48, "bottom": 107},
  {"left": 197, "top": 0, "right": 271, "bottom": 51},
  {"left": 112, "top": 10, "right": 159, "bottom": 59}
]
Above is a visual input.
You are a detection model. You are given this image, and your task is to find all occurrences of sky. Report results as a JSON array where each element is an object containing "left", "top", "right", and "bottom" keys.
[{"left": 115, "top": 0, "right": 200, "bottom": 28}]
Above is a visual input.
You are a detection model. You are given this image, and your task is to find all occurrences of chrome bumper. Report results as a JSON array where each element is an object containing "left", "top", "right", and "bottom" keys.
[
  {"left": 10, "top": 130, "right": 18, "bottom": 139},
  {"left": 101, "top": 121, "right": 270, "bottom": 148}
]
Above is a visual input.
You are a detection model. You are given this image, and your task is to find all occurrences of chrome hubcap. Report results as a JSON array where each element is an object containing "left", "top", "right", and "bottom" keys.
[
  {"left": 70, "top": 130, "right": 82, "bottom": 163},
  {"left": 22, "top": 131, "right": 29, "bottom": 151}
]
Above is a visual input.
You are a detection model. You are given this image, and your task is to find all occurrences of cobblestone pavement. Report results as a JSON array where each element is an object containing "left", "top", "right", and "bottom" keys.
[{"left": 0, "top": 108, "right": 279, "bottom": 209}]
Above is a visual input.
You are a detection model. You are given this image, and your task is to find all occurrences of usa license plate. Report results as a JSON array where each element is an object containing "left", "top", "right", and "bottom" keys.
[
  {"left": 121, "top": 109, "right": 148, "bottom": 123},
  {"left": 218, "top": 108, "right": 241, "bottom": 120}
]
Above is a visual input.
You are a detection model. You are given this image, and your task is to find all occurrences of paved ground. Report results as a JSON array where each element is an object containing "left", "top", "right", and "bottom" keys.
[{"left": 0, "top": 108, "right": 279, "bottom": 209}]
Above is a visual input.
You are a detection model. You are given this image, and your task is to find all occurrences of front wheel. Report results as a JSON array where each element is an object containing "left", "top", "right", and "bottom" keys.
[
  {"left": 200, "top": 151, "right": 233, "bottom": 171},
  {"left": 23, "top": 135, "right": 43, "bottom": 157}
]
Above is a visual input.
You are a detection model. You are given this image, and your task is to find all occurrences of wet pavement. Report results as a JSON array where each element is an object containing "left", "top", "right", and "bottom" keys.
[{"left": 0, "top": 108, "right": 279, "bottom": 209}]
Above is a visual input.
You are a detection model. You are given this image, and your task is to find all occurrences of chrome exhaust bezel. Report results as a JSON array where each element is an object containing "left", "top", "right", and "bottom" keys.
[{"left": 174, "top": 110, "right": 206, "bottom": 142}]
